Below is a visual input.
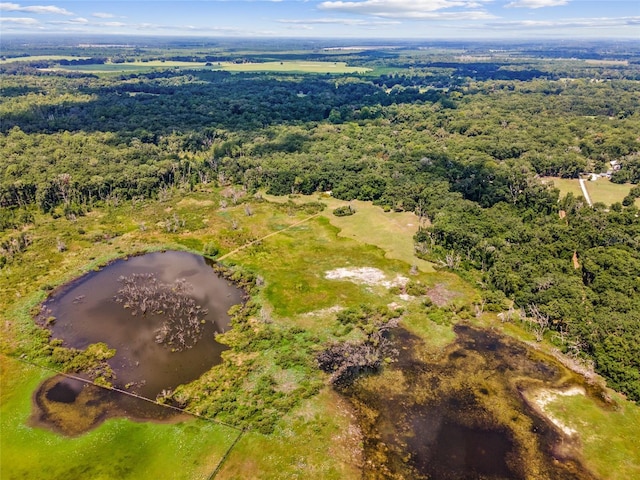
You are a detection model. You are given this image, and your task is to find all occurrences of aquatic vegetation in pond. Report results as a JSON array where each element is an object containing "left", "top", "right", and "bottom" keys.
[
  {"left": 115, "top": 273, "right": 208, "bottom": 351},
  {"left": 38, "top": 251, "right": 244, "bottom": 399},
  {"left": 31, "top": 251, "right": 245, "bottom": 435},
  {"left": 30, "top": 375, "right": 189, "bottom": 436}
]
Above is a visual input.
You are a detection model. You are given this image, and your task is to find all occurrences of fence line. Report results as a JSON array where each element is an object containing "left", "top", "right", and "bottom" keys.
[
  {"left": 10, "top": 355, "right": 242, "bottom": 431},
  {"left": 208, "top": 428, "right": 246, "bottom": 479}
]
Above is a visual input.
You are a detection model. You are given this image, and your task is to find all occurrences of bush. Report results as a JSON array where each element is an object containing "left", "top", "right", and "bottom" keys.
[
  {"left": 332, "top": 205, "right": 355, "bottom": 217},
  {"left": 203, "top": 242, "right": 219, "bottom": 257}
]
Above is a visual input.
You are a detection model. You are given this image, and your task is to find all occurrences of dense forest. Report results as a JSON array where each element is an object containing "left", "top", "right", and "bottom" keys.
[{"left": 2, "top": 40, "right": 640, "bottom": 403}]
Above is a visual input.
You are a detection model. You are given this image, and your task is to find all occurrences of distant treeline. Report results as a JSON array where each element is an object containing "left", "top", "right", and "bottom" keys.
[{"left": 1, "top": 52, "right": 640, "bottom": 402}]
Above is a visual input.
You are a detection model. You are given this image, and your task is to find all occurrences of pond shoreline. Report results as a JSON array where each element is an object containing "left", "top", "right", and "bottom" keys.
[{"left": 30, "top": 250, "right": 247, "bottom": 435}]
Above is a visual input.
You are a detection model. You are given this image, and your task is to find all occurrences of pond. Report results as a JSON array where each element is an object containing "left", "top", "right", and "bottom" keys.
[{"left": 34, "top": 251, "right": 244, "bottom": 432}]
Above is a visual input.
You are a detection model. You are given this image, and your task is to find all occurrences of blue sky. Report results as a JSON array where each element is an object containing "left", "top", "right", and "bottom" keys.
[{"left": 1, "top": 1, "right": 638, "bottom": 38}]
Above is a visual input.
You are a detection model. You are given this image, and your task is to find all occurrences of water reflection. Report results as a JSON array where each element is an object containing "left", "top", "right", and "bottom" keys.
[{"left": 33, "top": 251, "right": 243, "bottom": 434}]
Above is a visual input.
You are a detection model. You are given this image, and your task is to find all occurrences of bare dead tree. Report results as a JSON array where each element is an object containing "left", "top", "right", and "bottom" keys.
[
  {"left": 56, "top": 173, "right": 72, "bottom": 206},
  {"left": 317, "top": 318, "right": 399, "bottom": 388},
  {"left": 527, "top": 304, "right": 550, "bottom": 342},
  {"left": 500, "top": 305, "right": 517, "bottom": 323},
  {"left": 164, "top": 213, "right": 185, "bottom": 233},
  {"left": 114, "top": 274, "right": 208, "bottom": 351},
  {"left": 439, "top": 250, "right": 461, "bottom": 270},
  {"left": 56, "top": 237, "right": 67, "bottom": 252}
]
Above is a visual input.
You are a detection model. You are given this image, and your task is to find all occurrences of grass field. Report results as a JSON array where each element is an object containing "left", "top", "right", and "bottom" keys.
[
  {"left": 582, "top": 178, "right": 637, "bottom": 205},
  {"left": 0, "top": 55, "right": 90, "bottom": 64},
  {"left": 545, "top": 390, "right": 640, "bottom": 479},
  {"left": 544, "top": 177, "right": 584, "bottom": 199},
  {"left": 0, "top": 355, "right": 239, "bottom": 480},
  {"left": 219, "top": 61, "right": 370, "bottom": 74},
  {"left": 217, "top": 389, "right": 362, "bottom": 479},
  {"left": 2, "top": 187, "right": 640, "bottom": 478},
  {"left": 43, "top": 60, "right": 370, "bottom": 75},
  {"left": 544, "top": 177, "right": 639, "bottom": 206},
  {"left": 262, "top": 193, "right": 436, "bottom": 273}
]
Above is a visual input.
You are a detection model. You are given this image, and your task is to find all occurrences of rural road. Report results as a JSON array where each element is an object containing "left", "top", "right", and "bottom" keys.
[{"left": 579, "top": 178, "right": 593, "bottom": 206}]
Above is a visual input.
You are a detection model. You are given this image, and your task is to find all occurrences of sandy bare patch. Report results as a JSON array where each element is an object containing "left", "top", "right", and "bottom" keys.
[
  {"left": 425, "top": 283, "right": 458, "bottom": 306},
  {"left": 325, "top": 267, "right": 408, "bottom": 289},
  {"left": 304, "top": 305, "right": 344, "bottom": 317},
  {"left": 525, "top": 386, "right": 585, "bottom": 436},
  {"left": 177, "top": 198, "right": 215, "bottom": 207}
]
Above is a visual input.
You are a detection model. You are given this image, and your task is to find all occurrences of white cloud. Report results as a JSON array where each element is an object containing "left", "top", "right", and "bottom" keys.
[
  {"left": 0, "top": 16, "right": 38, "bottom": 24},
  {"left": 279, "top": 17, "right": 401, "bottom": 25},
  {"left": 92, "top": 12, "right": 115, "bottom": 19},
  {"left": 132, "top": 22, "right": 241, "bottom": 33},
  {"left": 487, "top": 16, "right": 640, "bottom": 29},
  {"left": 505, "top": 0, "right": 569, "bottom": 8},
  {"left": 318, "top": 0, "right": 494, "bottom": 19},
  {"left": 0, "top": 2, "right": 73, "bottom": 15},
  {"left": 99, "top": 21, "right": 127, "bottom": 27},
  {"left": 48, "top": 17, "right": 89, "bottom": 25}
]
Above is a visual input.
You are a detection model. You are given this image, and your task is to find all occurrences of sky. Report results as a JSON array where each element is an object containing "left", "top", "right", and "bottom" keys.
[{"left": 0, "top": 0, "right": 639, "bottom": 39}]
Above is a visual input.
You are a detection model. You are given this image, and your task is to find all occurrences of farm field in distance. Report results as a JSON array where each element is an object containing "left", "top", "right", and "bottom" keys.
[
  {"left": 1, "top": 36, "right": 640, "bottom": 479},
  {"left": 29, "top": 58, "right": 372, "bottom": 75}
]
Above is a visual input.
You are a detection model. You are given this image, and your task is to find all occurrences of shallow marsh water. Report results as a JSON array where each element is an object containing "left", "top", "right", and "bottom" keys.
[
  {"left": 34, "top": 251, "right": 243, "bottom": 433},
  {"left": 346, "top": 324, "right": 601, "bottom": 480}
]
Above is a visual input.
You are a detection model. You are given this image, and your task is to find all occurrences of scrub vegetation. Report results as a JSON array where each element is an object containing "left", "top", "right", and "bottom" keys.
[{"left": 1, "top": 37, "right": 640, "bottom": 478}]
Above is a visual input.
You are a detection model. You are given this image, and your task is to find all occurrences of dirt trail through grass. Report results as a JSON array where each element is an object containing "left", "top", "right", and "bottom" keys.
[{"left": 217, "top": 212, "right": 321, "bottom": 261}]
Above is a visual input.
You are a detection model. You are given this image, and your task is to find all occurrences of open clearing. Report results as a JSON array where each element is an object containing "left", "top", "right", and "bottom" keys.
[
  {"left": 541, "top": 388, "right": 640, "bottom": 480},
  {"left": 1, "top": 188, "right": 639, "bottom": 478},
  {"left": 43, "top": 60, "right": 369, "bottom": 75},
  {"left": 545, "top": 177, "right": 639, "bottom": 206},
  {"left": 581, "top": 178, "right": 638, "bottom": 205},
  {"left": 523, "top": 386, "right": 586, "bottom": 436},
  {"left": 0, "top": 355, "right": 238, "bottom": 480},
  {"left": 0, "top": 55, "right": 91, "bottom": 64},
  {"left": 262, "top": 193, "right": 436, "bottom": 272},
  {"left": 219, "top": 61, "right": 370, "bottom": 73}
]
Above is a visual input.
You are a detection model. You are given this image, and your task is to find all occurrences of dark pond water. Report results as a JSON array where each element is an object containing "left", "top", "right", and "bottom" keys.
[
  {"left": 40, "top": 251, "right": 244, "bottom": 399},
  {"left": 31, "top": 375, "right": 189, "bottom": 437},
  {"left": 348, "top": 325, "right": 599, "bottom": 480}
]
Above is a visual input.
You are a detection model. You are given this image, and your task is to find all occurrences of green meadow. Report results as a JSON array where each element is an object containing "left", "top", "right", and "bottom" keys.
[
  {"left": 0, "top": 355, "right": 238, "bottom": 480},
  {"left": 1, "top": 187, "right": 639, "bottom": 478},
  {"left": 0, "top": 55, "right": 91, "bottom": 64},
  {"left": 547, "top": 177, "right": 639, "bottom": 206}
]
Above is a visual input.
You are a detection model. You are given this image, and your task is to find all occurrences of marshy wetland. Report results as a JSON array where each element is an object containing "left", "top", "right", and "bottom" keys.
[
  {"left": 3, "top": 38, "right": 640, "bottom": 480},
  {"left": 2, "top": 190, "right": 639, "bottom": 479},
  {"left": 33, "top": 250, "right": 243, "bottom": 434},
  {"left": 346, "top": 325, "right": 604, "bottom": 479}
]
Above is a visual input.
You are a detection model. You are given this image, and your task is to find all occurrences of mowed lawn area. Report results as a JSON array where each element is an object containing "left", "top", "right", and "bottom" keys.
[{"left": 545, "top": 177, "right": 639, "bottom": 206}]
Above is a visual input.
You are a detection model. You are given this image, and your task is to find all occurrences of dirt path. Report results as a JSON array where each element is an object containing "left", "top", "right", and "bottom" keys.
[
  {"left": 579, "top": 178, "right": 593, "bottom": 206},
  {"left": 217, "top": 212, "right": 321, "bottom": 261}
]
